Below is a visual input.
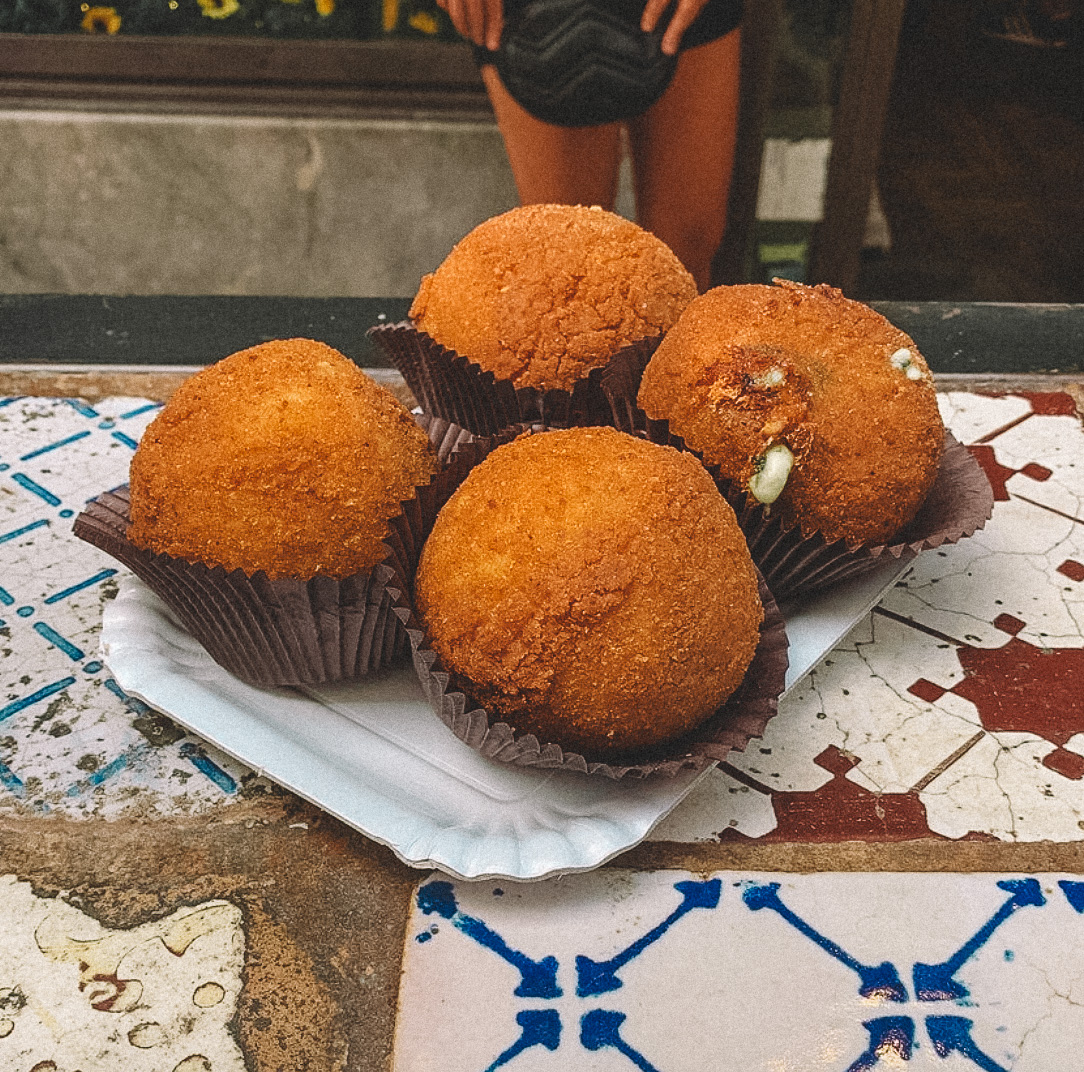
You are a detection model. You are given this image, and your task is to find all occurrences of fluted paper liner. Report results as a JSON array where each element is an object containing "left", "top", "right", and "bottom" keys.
[
  {"left": 368, "top": 321, "right": 665, "bottom": 436},
  {"left": 384, "top": 425, "right": 790, "bottom": 779},
  {"left": 599, "top": 345, "right": 996, "bottom": 600},
  {"left": 73, "top": 415, "right": 475, "bottom": 688}
]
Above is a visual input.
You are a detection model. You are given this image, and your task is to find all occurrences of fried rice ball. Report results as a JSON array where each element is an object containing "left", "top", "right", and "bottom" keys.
[
  {"left": 409, "top": 204, "right": 698, "bottom": 393},
  {"left": 128, "top": 338, "right": 439, "bottom": 579},
  {"left": 638, "top": 281, "right": 944, "bottom": 545},
  {"left": 414, "top": 426, "right": 763, "bottom": 757}
]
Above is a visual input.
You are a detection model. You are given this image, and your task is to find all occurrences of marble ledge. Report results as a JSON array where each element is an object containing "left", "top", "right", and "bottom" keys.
[
  {"left": 0, "top": 367, "right": 1080, "bottom": 412},
  {"left": 0, "top": 366, "right": 416, "bottom": 408}
]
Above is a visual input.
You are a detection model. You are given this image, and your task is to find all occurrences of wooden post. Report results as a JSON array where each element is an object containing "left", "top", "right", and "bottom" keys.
[
  {"left": 808, "top": 0, "right": 907, "bottom": 293},
  {"left": 711, "top": 0, "right": 784, "bottom": 286}
]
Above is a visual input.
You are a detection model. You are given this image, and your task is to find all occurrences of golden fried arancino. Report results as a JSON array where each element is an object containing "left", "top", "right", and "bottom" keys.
[
  {"left": 410, "top": 204, "right": 698, "bottom": 393},
  {"left": 415, "top": 426, "right": 763, "bottom": 757},
  {"left": 638, "top": 281, "right": 944, "bottom": 545},
  {"left": 128, "top": 338, "right": 438, "bottom": 579}
]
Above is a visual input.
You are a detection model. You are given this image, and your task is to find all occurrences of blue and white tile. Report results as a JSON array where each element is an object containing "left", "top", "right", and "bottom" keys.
[
  {"left": 395, "top": 869, "right": 1084, "bottom": 1071},
  {"left": 0, "top": 396, "right": 254, "bottom": 818}
]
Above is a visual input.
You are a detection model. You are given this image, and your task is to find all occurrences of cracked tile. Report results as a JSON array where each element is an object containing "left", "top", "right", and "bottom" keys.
[
  {"left": 0, "top": 875, "right": 244, "bottom": 1069},
  {"left": 654, "top": 391, "right": 1084, "bottom": 845},
  {"left": 647, "top": 767, "right": 777, "bottom": 842},
  {"left": 922, "top": 732, "right": 1084, "bottom": 842},
  {"left": 936, "top": 391, "right": 1032, "bottom": 443},
  {"left": 884, "top": 501, "right": 1084, "bottom": 649}
]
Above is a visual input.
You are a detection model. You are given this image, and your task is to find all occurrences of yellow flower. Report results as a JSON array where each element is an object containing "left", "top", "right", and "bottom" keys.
[
  {"left": 382, "top": 0, "right": 399, "bottom": 32},
  {"left": 408, "top": 10, "right": 438, "bottom": 33},
  {"left": 80, "top": 6, "right": 122, "bottom": 33},
  {"left": 197, "top": 0, "right": 241, "bottom": 18},
  {"left": 315, "top": 0, "right": 335, "bottom": 14}
]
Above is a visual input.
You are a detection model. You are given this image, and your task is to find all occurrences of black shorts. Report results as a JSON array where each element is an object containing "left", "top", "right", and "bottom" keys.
[
  {"left": 672, "top": 0, "right": 742, "bottom": 51},
  {"left": 473, "top": 0, "right": 742, "bottom": 65}
]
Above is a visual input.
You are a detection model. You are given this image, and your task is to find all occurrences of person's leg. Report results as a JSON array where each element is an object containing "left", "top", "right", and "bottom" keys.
[
  {"left": 481, "top": 64, "right": 624, "bottom": 207},
  {"left": 628, "top": 27, "right": 742, "bottom": 290}
]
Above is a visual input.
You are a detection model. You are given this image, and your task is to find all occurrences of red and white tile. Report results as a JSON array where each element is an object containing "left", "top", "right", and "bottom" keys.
[{"left": 652, "top": 392, "right": 1084, "bottom": 845}]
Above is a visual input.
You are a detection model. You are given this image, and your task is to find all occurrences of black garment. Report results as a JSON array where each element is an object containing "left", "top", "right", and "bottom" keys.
[
  {"left": 669, "top": 0, "right": 742, "bottom": 51},
  {"left": 473, "top": 0, "right": 742, "bottom": 66}
]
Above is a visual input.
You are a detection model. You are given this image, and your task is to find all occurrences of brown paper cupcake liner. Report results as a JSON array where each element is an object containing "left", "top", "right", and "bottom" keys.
[
  {"left": 73, "top": 486, "right": 407, "bottom": 686},
  {"left": 368, "top": 321, "right": 664, "bottom": 437},
  {"left": 72, "top": 414, "right": 475, "bottom": 688},
  {"left": 384, "top": 424, "right": 790, "bottom": 779},
  {"left": 719, "top": 434, "right": 995, "bottom": 599},
  {"left": 598, "top": 346, "right": 996, "bottom": 601}
]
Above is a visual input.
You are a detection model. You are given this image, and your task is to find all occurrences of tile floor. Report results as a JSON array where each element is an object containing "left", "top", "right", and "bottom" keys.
[{"left": 0, "top": 387, "right": 1081, "bottom": 1069}]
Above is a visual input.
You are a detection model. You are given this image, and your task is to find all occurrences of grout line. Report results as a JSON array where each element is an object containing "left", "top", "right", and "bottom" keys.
[
  {"left": 620, "top": 839, "right": 1084, "bottom": 872},
  {"left": 871, "top": 605, "right": 965, "bottom": 647},
  {"left": 910, "top": 731, "right": 988, "bottom": 792},
  {"left": 975, "top": 410, "right": 1034, "bottom": 443},
  {"left": 1011, "top": 492, "right": 1084, "bottom": 527}
]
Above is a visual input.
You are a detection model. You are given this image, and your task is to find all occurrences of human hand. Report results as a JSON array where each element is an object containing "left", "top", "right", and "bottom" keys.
[
  {"left": 640, "top": 0, "right": 709, "bottom": 54},
  {"left": 437, "top": 0, "right": 504, "bottom": 50}
]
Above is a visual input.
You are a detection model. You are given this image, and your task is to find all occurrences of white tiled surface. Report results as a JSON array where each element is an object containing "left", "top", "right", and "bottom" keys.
[
  {"left": 0, "top": 389, "right": 1081, "bottom": 850},
  {"left": 0, "top": 876, "right": 244, "bottom": 1069},
  {"left": 396, "top": 869, "right": 1084, "bottom": 1072}
]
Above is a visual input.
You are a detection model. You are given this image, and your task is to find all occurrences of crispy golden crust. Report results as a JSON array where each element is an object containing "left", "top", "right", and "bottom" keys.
[
  {"left": 638, "top": 281, "right": 945, "bottom": 545},
  {"left": 409, "top": 204, "right": 697, "bottom": 393},
  {"left": 415, "top": 427, "right": 763, "bottom": 757},
  {"left": 128, "top": 338, "right": 439, "bottom": 579}
]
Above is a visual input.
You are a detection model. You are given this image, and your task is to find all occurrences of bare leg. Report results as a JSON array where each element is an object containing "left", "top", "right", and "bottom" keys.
[
  {"left": 629, "top": 28, "right": 742, "bottom": 290},
  {"left": 481, "top": 28, "right": 740, "bottom": 288},
  {"left": 481, "top": 64, "right": 624, "bottom": 207}
]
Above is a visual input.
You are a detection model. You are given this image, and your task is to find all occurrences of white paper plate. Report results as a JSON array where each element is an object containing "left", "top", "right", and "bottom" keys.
[{"left": 101, "top": 557, "right": 910, "bottom": 882}]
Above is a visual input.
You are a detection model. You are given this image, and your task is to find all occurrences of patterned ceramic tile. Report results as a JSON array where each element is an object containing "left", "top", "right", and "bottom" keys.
[
  {"left": 1, "top": 391, "right": 1082, "bottom": 844},
  {"left": 935, "top": 393, "right": 1032, "bottom": 446},
  {"left": 395, "top": 869, "right": 1084, "bottom": 1072},
  {"left": 653, "top": 392, "right": 1084, "bottom": 845},
  {"left": 0, "top": 875, "right": 244, "bottom": 1069},
  {"left": 0, "top": 397, "right": 250, "bottom": 818},
  {"left": 648, "top": 765, "right": 777, "bottom": 842}
]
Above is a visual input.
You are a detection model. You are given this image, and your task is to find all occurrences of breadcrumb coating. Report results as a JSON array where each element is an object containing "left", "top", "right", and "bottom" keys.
[
  {"left": 638, "top": 281, "right": 944, "bottom": 545},
  {"left": 410, "top": 204, "right": 698, "bottom": 392},
  {"left": 128, "top": 338, "right": 439, "bottom": 579},
  {"left": 415, "top": 426, "right": 763, "bottom": 757}
]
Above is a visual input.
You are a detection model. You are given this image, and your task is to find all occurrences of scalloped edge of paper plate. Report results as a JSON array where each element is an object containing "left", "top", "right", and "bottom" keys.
[{"left": 101, "top": 557, "right": 909, "bottom": 881}]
